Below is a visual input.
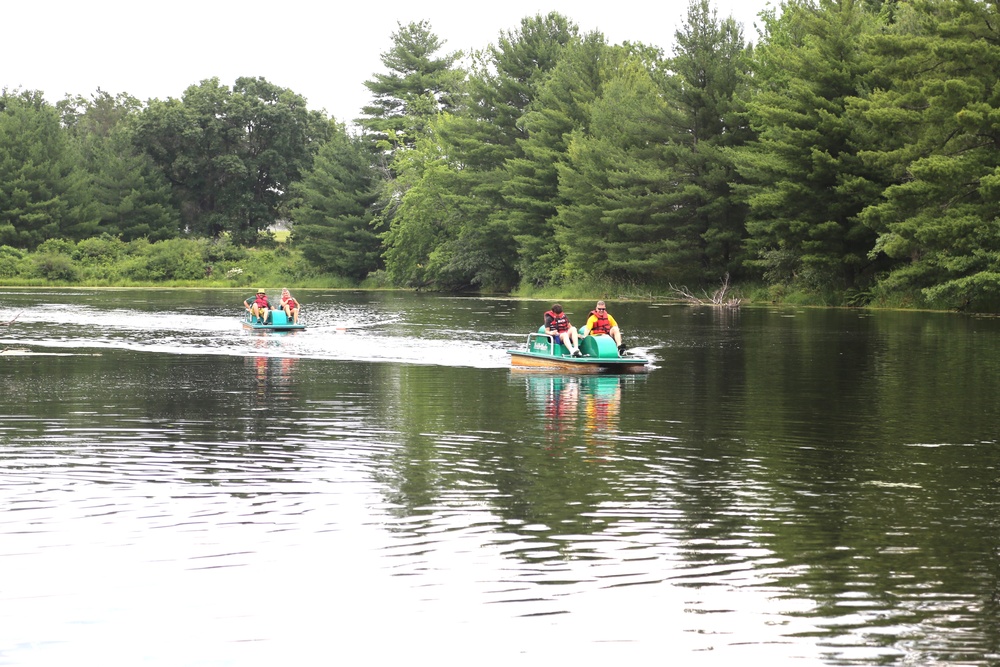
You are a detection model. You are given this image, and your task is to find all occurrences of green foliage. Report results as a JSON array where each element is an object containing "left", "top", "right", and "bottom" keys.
[
  {"left": 8, "top": 4, "right": 1000, "bottom": 309},
  {"left": 381, "top": 13, "right": 578, "bottom": 291},
  {"left": 503, "top": 32, "right": 621, "bottom": 287},
  {"left": 36, "top": 238, "right": 76, "bottom": 256},
  {"left": 31, "top": 253, "right": 80, "bottom": 282},
  {"left": 668, "top": 0, "right": 753, "bottom": 278},
  {"left": 122, "top": 237, "right": 208, "bottom": 281},
  {"left": 291, "top": 122, "right": 381, "bottom": 281},
  {"left": 84, "top": 126, "right": 180, "bottom": 241},
  {"left": 734, "top": 0, "right": 886, "bottom": 290},
  {"left": 203, "top": 237, "right": 249, "bottom": 264},
  {"left": 132, "top": 77, "right": 329, "bottom": 245},
  {"left": 357, "top": 20, "right": 466, "bottom": 153},
  {"left": 854, "top": 0, "right": 1000, "bottom": 310},
  {"left": 0, "top": 245, "right": 26, "bottom": 278},
  {"left": 74, "top": 234, "right": 128, "bottom": 265},
  {"left": 0, "top": 90, "right": 98, "bottom": 249},
  {"left": 556, "top": 56, "right": 698, "bottom": 283}
]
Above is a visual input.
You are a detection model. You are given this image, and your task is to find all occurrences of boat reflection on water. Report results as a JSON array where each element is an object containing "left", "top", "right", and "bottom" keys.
[
  {"left": 518, "top": 374, "right": 640, "bottom": 458},
  {"left": 245, "top": 333, "right": 300, "bottom": 405}
]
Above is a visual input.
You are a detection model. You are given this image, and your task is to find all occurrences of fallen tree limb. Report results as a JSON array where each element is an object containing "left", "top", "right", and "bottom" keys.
[
  {"left": 0, "top": 312, "right": 21, "bottom": 326},
  {"left": 669, "top": 274, "right": 741, "bottom": 308}
]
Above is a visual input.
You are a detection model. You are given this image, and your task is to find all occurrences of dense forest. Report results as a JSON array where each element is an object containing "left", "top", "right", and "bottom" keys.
[{"left": 3, "top": 0, "right": 1000, "bottom": 310}]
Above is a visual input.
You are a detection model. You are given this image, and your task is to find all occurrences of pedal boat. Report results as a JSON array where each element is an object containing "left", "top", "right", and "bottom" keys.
[
  {"left": 242, "top": 309, "right": 306, "bottom": 331},
  {"left": 507, "top": 329, "right": 649, "bottom": 373}
]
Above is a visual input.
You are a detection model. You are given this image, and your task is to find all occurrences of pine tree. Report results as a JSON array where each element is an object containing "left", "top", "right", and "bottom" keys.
[
  {"left": 291, "top": 124, "right": 381, "bottom": 281},
  {"left": 734, "top": 0, "right": 884, "bottom": 290},
  {"left": 0, "top": 90, "right": 97, "bottom": 249}
]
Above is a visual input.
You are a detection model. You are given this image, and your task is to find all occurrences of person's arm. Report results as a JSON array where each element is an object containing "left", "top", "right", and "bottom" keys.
[
  {"left": 543, "top": 313, "right": 554, "bottom": 332},
  {"left": 608, "top": 314, "right": 618, "bottom": 328}
]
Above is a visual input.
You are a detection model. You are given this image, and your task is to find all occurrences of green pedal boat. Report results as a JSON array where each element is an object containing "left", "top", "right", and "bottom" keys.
[{"left": 507, "top": 328, "right": 649, "bottom": 373}]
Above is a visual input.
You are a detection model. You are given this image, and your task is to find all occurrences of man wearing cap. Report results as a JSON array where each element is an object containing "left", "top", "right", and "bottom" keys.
[
  {"left": 244, "top": 289, "right": 271, "bottom": 324},
  {"left": 581, "top": 300, "right": 627, "bottom": 355}
]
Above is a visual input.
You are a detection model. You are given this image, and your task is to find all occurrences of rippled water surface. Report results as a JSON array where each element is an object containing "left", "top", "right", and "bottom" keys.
[{"left": 3, "top": 289, "right": 1000, "bottom": 666}]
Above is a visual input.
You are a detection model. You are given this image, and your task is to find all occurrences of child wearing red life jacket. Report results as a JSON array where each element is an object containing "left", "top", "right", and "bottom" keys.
[
  {"left": 280, "top": 288, "right": 301, "bottom": 324},
  {"left": 543, "top": 303, "right": 582, "bottom": 357}
]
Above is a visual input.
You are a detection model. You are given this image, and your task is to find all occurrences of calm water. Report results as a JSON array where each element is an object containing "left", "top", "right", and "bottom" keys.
[{"left": 3, "top": 289, "right": 1000, "bottom": 666}]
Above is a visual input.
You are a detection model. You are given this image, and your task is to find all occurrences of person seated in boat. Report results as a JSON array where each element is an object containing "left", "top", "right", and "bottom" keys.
[
  {"left": 244, "top": 289, "right": 270, "bottom": 324},
  {"left": 544, "top": 303, "right": 583, "bottom": 357},
  {"left": 581, "top": 300, "right": 626, "bottom": 355},
  {"left": 279, "top": 288, "right": 300, "bottom": 324}
]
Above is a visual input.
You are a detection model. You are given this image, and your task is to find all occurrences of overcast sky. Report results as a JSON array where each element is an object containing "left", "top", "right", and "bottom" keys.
[{"left": 4, "top": 0, "right": 774, "bottom": 126}]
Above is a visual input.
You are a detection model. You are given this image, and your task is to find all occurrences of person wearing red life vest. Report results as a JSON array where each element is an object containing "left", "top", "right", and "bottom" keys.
[
  {"left": 244, "top": 289, "right": 270, "bottom": 324},
  {"left": 543, "top": 303, "right": 583, "bottom": 357},
  {"left": 279, "top": 288, "right": 300, "bottom": 324},
  {"left": 581, "top": 300, "right": 626, "bottom": 355}
]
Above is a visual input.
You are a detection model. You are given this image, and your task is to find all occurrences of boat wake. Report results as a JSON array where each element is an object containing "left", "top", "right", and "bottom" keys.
[{"left": 0, "top": 300, "right": 660, "bottom": 371}]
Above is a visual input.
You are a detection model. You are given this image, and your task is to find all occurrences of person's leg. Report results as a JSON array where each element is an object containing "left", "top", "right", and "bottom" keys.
[
  {"left": 610, "top": 326, "right": 622, "bottom": 346},
  {"left": 563, "top": 330, "right": 582, "bottom": 356},
  {"left": 611, "top": 326, "right": 626, "bottom": 353}
]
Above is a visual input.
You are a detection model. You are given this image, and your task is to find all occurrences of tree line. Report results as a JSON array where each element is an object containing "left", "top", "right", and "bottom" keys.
[{"left": 3, "top": 0, "right": 1000, "bottom": 310}]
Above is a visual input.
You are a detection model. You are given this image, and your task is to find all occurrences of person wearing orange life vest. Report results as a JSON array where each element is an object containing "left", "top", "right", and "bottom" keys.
[
  {"left": 244, "top": 289, "right": 270, "bottom": 324},
  {"left": 581, "top": 300, "right": 626, "bottom": 355},
  {"left": 543, "top": 303, "right": 583, "bottom": 357}
]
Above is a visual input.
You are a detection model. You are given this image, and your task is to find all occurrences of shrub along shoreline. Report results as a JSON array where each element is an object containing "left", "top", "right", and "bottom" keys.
[{"left": 0, "top": 235, "right": 957, "bottom": 312}]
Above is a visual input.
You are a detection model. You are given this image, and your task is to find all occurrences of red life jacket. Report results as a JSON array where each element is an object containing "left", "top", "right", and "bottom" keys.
[
  {"left": 589, "top": 310, "right": 611, "bottom": 334},
  {"left": 255, "top": 295, "right": 269, "bottom": 308},
  {"left": 545, "top": 310, "right": 570, "bottom": 333}
]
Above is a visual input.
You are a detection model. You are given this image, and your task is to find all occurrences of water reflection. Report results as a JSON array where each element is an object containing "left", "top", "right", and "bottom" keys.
[
  {"left": 519, "top": 374, "right": 627, "bottom": 460},
  {"left": 245, "top": 334, "right": 300, "bottom": 406}
]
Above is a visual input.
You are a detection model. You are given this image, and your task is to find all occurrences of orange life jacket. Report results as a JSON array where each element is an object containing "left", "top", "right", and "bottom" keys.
[{"left": 589, "top": 310, "right": 611, "bottom": 334}]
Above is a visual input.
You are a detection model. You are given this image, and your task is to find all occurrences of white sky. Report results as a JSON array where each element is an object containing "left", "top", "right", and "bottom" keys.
[{"left": 3, "top": 0, "right": 773, "bottom": 127}]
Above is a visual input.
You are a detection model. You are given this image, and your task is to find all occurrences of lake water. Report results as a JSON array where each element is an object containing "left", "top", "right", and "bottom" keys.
[{"left": 2, "top": 288, "right": 1000, "bottom": 666}]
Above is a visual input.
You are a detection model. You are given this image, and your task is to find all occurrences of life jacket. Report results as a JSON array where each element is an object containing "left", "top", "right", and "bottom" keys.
[
  {"left": 545, "top": 310, "right": 570, "bottom": 333},
  {"left": 254, "top": 295, "right": 269, "bottom": 308},
  {"left": 285, "top": 298, "right": 298, "bottom": 309},
  {"left": 589, "top": 310, "right": 612, "bottom": 334}
]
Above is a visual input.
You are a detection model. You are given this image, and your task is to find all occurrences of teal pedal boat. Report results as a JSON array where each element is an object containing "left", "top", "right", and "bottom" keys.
[
  {"left": 242, "top": 310, "right": 306, "bottom": 331},
  {"left": 507, "top": 329, "right": 649, "bottom": 373}
]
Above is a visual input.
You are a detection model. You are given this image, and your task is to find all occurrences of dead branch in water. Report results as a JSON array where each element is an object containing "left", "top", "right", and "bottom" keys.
[
  {"left": 0, "top": 312, "right": 21, "bottom": 326},
  {"left": 670, "top": 274, "right": 741, "bottom": 308}
]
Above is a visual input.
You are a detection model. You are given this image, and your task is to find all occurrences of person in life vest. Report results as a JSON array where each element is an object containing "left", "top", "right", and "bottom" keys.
[
  {"left": 279, "top": 287, "right": 300, "bottom": 324},
  {"left": 543, "top": 303, "right": 583, "bottom": 357},
  {"left": 581, "top": 300, "right": 626, "bottom": 355},
  {"left": 244, "top": 289, "right": 271, "bottom": 324}
]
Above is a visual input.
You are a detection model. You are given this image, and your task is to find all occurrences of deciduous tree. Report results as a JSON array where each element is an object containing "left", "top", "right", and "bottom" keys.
[{"left": 133, "top": 77, "right": 329, "bottom": 245}]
